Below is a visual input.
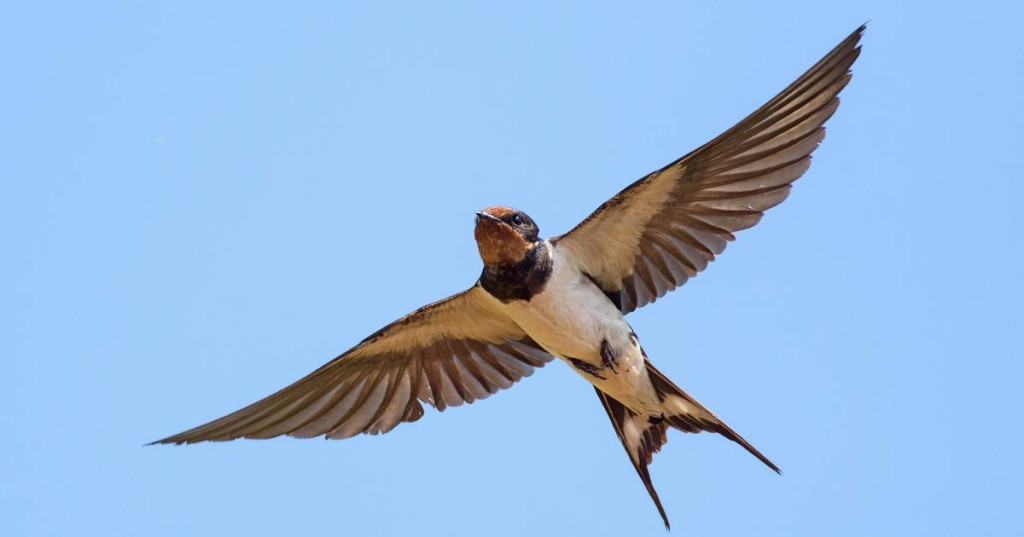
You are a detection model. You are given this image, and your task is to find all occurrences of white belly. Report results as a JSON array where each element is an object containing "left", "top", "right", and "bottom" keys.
[{"left": 500, "top": 244, "right": 660, "bottom": 414}]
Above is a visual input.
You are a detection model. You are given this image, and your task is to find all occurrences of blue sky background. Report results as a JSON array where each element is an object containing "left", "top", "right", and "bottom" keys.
[{"left": 3, "top": 2, "right": 1022, "bottom": 535}]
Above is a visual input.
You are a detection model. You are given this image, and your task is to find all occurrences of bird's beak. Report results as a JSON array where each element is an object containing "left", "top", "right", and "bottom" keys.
[{"left": 476, "top": 211, "right": 502, "bottom": 224}]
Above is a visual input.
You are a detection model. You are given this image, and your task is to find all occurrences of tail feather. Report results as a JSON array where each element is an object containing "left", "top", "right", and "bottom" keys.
[
  {"left": 593, "top": 362, "right": 780, "bottom": 530},
  {"left": 647, "top": 362, "right": 781, "bottom": 474},
  {"left": 594, "top": 387, "right": 672, "bottom": 529}
]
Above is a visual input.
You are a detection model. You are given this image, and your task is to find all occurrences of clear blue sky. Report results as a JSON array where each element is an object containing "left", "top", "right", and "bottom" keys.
[{"left": 3, "top": 2, "right": 1022, "bottom": 535}]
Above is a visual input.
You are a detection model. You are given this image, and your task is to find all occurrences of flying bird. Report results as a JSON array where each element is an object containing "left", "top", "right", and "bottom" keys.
[{"left": 153, "top": 26, "right": 864, "bottom": 529}]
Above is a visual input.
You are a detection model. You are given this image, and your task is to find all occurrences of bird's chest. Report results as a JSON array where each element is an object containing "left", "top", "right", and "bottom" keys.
[
  {"left": 504, "top": 257, "right": 628, "bottom": 362},
  {"left": 495, "top": 252, "right": 659, "bottom": 413}
]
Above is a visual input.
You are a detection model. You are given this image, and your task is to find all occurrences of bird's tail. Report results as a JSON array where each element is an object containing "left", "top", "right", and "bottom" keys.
[
  {"left": 594, "top": 387, "right": 672, "bottom": 529},
  {"left": 594, "top": 362, "right": 779, "bottom": 529},
  {"left": 646, "top": 362, "right": 780, "bottom": 474}
]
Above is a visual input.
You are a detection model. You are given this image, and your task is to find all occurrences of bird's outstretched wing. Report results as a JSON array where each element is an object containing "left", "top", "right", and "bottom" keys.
[
  {"left": 151, "top": 286, "right": 553, "bottom": 444},
  {"left": 552, "top": 26, "right": 864, "bottom": 313}
]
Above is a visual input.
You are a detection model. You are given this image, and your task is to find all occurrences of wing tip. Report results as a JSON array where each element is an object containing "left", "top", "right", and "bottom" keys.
[
  {"left": 146, "top": 431, "right": 190, "bottom": 446},
  {"left": 146, "top": 433, "right": 226, "bottom": 446},
  {"left": 145, "top": 436, "right": 195, "bottom": 446},
  {"left": 847, "top": 22, "right": 867, "bottom": 48}
]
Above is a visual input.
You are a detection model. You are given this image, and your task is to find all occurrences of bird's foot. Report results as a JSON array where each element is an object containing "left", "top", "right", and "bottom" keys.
[
  {"left": 600, "top": 339, "right": 618, "bottom": 373},
  {"left": 568, "top": 358, "right": 607, "bottom": 380}
]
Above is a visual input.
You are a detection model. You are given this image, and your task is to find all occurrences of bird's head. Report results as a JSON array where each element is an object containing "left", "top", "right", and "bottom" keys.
[{"left": 474, "top": 206, "right": 541, "bottom": 266}]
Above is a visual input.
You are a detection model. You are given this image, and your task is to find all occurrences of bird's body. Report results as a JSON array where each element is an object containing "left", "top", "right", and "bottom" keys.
[
  {"left": 491, "top": 239, "right": 661, "bottom": 414},
  {"left": 153, "top": 26, "right": 865, "bottom": 529}
]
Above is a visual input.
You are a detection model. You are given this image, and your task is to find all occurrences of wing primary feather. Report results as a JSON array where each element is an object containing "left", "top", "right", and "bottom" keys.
[
  {"left": 364, "top": 368, "right": 402, "bottom": 435},
  {"left": 438, "top": 343, "right": 469, "bottom": 403},
  {"left": 421, "top": 352, "right": 447, "bottom": 412},
  {"left": 295, "top": 375, "right": 367, "bottom": 438},
  {"left": 329, "top": 370, "right": 390, "bottom": 439},
  {"left": 403, "top": 358, "right": 427, "bottom": 422},
  {"left": 325, "top": 370, "right": 383, "bottom": 437},
  {"left": 460, "top": 345, "right": 500, "bottom": 395}
]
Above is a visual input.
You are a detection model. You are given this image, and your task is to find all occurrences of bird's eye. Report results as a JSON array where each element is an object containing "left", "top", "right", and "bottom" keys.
[{"left": 511, "top": 213, "right": 525, "bottom": 226}]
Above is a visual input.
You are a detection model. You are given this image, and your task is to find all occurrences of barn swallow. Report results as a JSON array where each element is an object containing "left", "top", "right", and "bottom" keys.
[{"left": 153, "top": 26, "right": 863, "bottom": 529}]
